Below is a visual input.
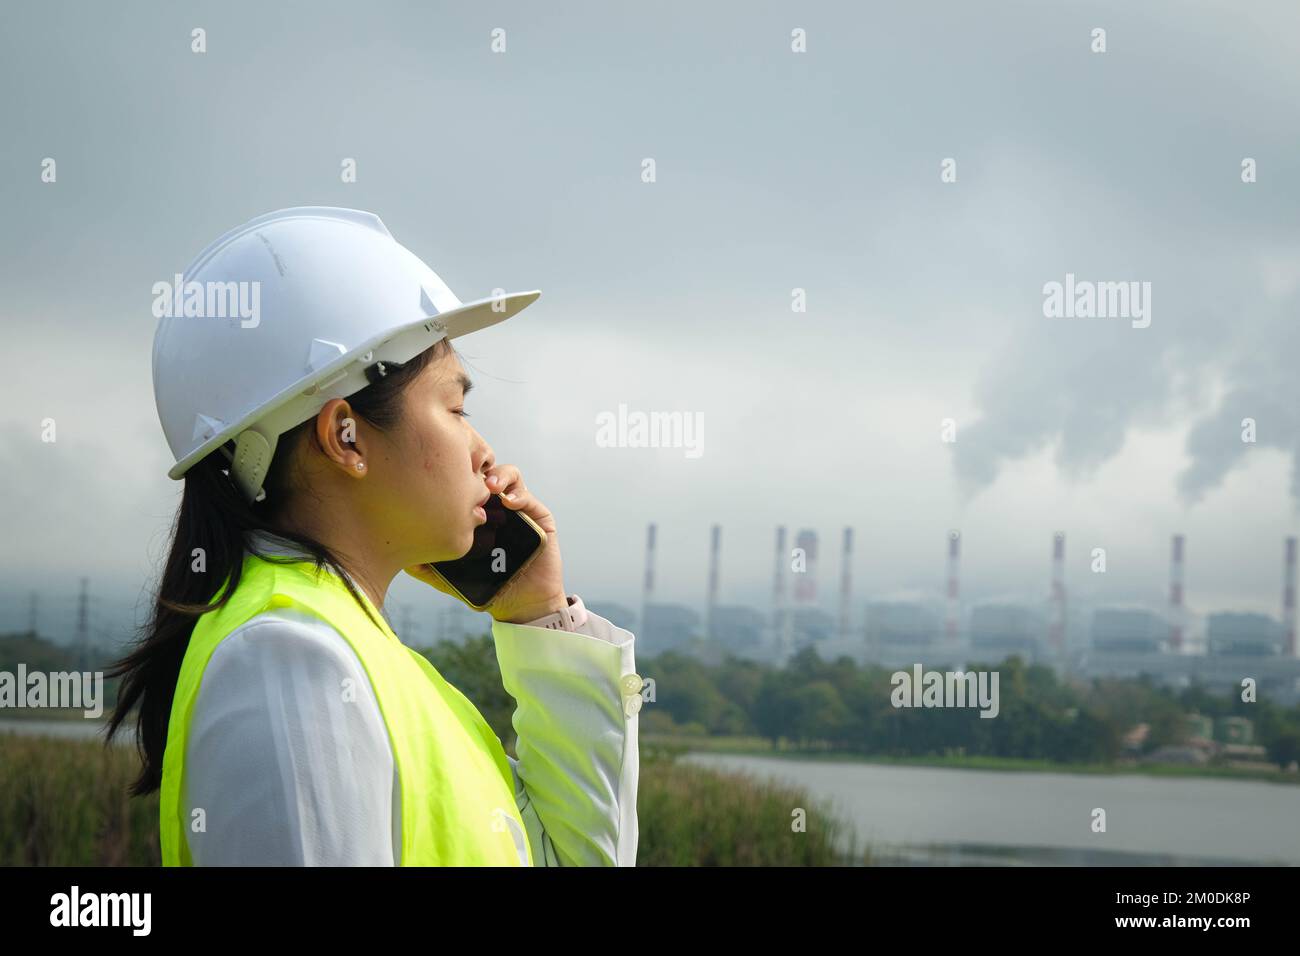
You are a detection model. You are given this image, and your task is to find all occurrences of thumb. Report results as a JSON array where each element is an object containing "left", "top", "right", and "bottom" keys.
[{"left": 404, "top": 562, "right": 458, "bottom": 599}]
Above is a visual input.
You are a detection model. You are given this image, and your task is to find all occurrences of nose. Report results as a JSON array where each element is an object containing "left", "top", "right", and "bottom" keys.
[{"left": 470, "top": 424, "right": 495, "bottom": 478}]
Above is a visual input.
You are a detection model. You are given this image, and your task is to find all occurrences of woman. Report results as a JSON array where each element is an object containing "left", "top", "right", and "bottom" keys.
[{"left": 106, "top": 207, "right": 640, "bottom": 866}]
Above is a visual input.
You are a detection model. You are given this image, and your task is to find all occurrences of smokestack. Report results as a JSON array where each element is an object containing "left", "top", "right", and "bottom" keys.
[
  {"left": 1169, "top": 534, "right": 1185, "bottom": 654},
  {"left": 1284, "top": 536, "right": 1297, "bottom": 658},
  {"left": 1049, "top": 532, "right": 1066, "bottom": 656},
  {"left": 773, "top": 526, "right": 789, "bottom": 653},
  {"left": 793, "top": 530, "right": 818, "bottom": 604},
  {"left": 706, "top": 524, "right": 721, "bottom": 640},
  {"left": 945, "top": 531, "right": 961, "bottom": 647},
  {"left": 772, "top": 526, "right": 787, "bottom": 617},
  {"left": 838, "top": 527, "right": 854, "bottom": 641},
  {"left": 76, "top": 577, "right": 89, "bottom": 670},
  {"left": 641, "top": 523, "right": 657, "bottom": 635}
]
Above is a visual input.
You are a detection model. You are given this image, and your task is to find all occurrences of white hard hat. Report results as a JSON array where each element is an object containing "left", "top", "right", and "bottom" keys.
[{"left": 152, "top": 206, "right": 540, "bottom": 504}]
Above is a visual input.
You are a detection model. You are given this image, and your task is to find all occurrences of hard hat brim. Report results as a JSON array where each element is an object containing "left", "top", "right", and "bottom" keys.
[{"left": 166, "top": 288, "right": 541, "bottom": 481}]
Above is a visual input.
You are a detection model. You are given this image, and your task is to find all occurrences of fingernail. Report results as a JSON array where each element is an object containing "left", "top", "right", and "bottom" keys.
[{"left": 503, "top": 492, "right": 516, "bottom": 501}]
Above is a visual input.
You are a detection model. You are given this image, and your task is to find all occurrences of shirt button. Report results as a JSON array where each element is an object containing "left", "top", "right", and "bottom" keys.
[
  {"left": 623, "top": 694, "right": 643, "bottom": 718},
  {"left": 620, "top": 673, "right": 643, "bottom": 695}
]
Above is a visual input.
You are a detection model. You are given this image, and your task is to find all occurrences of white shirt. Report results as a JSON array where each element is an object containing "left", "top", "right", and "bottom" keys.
[{"left": 183, "top": 530, "right": 639, "bottom": 866}]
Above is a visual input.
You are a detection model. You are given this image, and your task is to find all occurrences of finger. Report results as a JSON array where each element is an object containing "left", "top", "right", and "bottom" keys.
[
  {"left": 486, "top": 464, "right": 522, "bottom": 495},
  {"left": 499, "top": 483, "right": 531, "bottom": 506},
  {"left": 498, "top": 484, "right": 532, "bottom": 509},
  {"left": 497, "top": 486, "right": 555, "bottom": 532},
  {"left": 404, "top": 563, "right": 456, "bottom": 596},
  {"left": 493, "top": 477, "right": 528, "bottom": 501}
]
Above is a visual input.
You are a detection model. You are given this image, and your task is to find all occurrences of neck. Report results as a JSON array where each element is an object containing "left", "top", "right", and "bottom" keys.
[{"left": 273, "top": 506, "right": 398, "bottom": 612}]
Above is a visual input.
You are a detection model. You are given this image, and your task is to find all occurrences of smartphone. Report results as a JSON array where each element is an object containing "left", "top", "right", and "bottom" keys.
[{"left": 424, "top": 493, "right": 548, "bottom": 610}]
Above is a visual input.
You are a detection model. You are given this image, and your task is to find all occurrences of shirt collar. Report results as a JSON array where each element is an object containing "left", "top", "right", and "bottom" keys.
[
  {"left": 244, "top": 529, "right": 365, "bottom": 594},
  {"left": 245, "top": 528, "right": 312, "bottom": 559}
]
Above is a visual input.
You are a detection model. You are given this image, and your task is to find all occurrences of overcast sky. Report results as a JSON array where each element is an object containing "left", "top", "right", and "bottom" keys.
[{"left": 2, "top": 0, "right": 1297, "bottom": 644}]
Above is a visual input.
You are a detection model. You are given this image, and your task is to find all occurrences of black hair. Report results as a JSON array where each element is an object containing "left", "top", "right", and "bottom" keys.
[{"left": 103, "top": 337, "right": 454, "bottom": 796}]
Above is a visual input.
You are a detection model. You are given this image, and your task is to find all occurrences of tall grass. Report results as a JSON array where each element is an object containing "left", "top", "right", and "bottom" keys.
[
  {"left": 0, "top": 733, "right": 855, "bottom": 866},
  {"left": 637, "top": 748, "right": 862, "bottom": 865},
  {"left": 0, "top": 734, "right": 159, "bottom": 866}
]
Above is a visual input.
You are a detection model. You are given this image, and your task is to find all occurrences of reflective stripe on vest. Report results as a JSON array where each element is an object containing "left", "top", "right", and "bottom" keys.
[{"left": 159, "top": 552, "right": 533, "bottom": 866}]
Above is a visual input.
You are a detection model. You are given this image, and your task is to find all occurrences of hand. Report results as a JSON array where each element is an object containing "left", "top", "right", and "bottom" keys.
[{"left": 403, "top": 464, "right": 568, "bottom": 625}]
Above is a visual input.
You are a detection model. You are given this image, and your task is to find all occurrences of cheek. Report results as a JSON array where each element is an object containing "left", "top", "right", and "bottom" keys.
[{"left": 417, "top": 422, "right": 461, "bottom": 475}]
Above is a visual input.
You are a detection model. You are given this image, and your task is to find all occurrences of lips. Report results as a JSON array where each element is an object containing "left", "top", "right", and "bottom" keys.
[{"left": 475, "top": 492, "right": 491, "bottom": 509}]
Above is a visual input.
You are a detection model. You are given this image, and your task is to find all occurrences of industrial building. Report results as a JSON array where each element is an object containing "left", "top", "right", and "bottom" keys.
[
  {"left": 621, "top": 518, "right": 1299, "bottom": 701},
  {"left": 1089, "top": 607, "right": 1166, "bottom": 654},
  {"left": 968, "top": 604, "right": 1048, "bottom": 663}
]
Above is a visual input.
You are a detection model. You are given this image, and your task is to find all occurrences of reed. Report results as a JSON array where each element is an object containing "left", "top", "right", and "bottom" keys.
[{"left": 0, "top": 734, "right": 857, "bottom": 866}]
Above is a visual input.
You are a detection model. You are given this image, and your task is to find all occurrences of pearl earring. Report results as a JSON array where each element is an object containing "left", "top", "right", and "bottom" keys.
[{"left": 356, "top": 461, "right": 365, "bottom": 471}]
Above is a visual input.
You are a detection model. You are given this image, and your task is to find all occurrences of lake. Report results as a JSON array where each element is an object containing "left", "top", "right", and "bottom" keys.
[
  {"left": 9, "top": 719, "right": 1296, "bottom": 865},
  {"left": 680, "top": 752, "right": 1300, "bottom": 866}
]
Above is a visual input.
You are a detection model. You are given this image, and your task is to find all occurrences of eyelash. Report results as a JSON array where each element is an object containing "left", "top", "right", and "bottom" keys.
[{"left": 453, "top": 408, "right": 471, "bottom": 418}]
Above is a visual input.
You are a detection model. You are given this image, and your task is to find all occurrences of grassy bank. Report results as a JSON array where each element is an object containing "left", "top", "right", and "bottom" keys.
[
  {"left": 0, "top": 733, "right": 858, "bottom": 866},
  {"left": 0, "top": 734, "right": 159, "bottom": 866},
  {"left": 637, "top": 748, "right": 861, "bottom": 865},
  {"left": 650, "top": 733, "right": 1300, "bottom": 785}
]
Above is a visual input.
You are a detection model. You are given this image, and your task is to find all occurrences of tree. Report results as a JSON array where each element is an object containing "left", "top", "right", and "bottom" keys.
[
  {"left": 1266, "top": 729, "right": 1300, "bottom": 771},
  {"left": 786, "top": 681, "right": 851, "bottom": 747}
]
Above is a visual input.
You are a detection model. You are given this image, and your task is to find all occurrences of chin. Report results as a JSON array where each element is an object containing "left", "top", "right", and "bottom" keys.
[
  {"left": 420, "top": 525, "right": 476, "bottom": 564},
  {"left": 453, "top": 522, "right": 478, "bottom": 556}
]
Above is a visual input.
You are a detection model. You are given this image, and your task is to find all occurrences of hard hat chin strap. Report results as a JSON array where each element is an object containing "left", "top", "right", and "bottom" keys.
[{"left": 230, "top": 425, "right": 278, "bottom": 505}]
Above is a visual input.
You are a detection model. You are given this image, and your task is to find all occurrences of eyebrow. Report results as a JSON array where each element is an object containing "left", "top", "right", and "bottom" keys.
[{"left": 455, "top": 373, "right": 474, "bottom": 397}]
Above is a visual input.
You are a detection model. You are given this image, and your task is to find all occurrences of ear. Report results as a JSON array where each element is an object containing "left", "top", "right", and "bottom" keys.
[{"left": 314, "top": 399, "right": 367, "bottom": 477}]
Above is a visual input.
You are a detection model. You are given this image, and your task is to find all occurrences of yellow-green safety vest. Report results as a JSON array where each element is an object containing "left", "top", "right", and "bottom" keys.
[{"left": 159, "top": 551, "right": 533, "bottom": 866}]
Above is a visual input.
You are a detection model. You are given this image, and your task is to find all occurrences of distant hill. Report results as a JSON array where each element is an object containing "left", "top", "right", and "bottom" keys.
[{"left": 0, "top": 631, "right": 86, "bottom": 672}]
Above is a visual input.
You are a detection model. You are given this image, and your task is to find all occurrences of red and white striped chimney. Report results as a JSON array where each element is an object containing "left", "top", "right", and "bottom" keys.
[
  {"left": 945, "top": 530, "right": 961, "bottom": 646},
  {"left": 1049, "top": 531, "right": 1066, "bottom": 656},
  {"left": 1284, "top": 536, "right": 1297, "bottom": 658},
  {"left": 1169, "top": 534, "right": 1185, "bottom": 654}
]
